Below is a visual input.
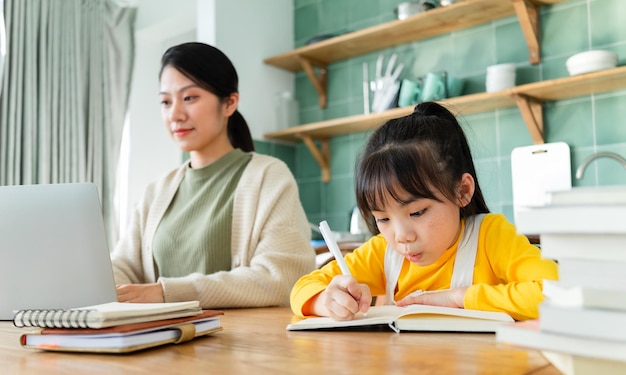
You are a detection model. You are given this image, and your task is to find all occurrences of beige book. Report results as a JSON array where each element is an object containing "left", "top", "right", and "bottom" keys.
[{"left": 287, "top": 304, "right": 513, "bottom": 333}]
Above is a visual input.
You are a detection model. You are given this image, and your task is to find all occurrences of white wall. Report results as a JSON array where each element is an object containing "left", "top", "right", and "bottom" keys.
[
  {"left": 122, "top": 0, "right": 294, "bottom": 228},
  {"left": 198, "top": 0, "right": 295, "bottom": 137}
]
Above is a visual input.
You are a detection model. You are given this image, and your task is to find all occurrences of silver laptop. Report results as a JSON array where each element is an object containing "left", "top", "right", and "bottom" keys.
[{"left": 0, "top": 183, "right": 118, "bottom": 320}]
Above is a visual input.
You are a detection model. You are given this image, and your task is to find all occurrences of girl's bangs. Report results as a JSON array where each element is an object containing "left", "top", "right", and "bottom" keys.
[{"left": 359, "top": 144, "right": 443, "bottom": 212}]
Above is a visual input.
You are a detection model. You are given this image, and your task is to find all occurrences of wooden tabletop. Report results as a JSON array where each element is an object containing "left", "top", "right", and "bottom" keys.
[{"left": 0, "top": 307, "right": 559, "bottom": 374}]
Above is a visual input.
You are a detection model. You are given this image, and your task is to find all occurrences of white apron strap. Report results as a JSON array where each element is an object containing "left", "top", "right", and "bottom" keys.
[
  {"left": 383, "top": 214, "right": 486, "bottom": 304},
  {"left": 383, "top": 244, "right": 404, "bottom": 305},
  {"left": 450, "top": 213, "right": 485, "bottom": 289}
]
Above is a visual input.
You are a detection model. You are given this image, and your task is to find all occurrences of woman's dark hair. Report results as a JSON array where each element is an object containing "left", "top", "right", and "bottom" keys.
[
  {"left": 355, "top": 101, "right": 489, "bottom": 234},
  {"left": 159, "top": 42, "right": 254, "bottom": 152}
]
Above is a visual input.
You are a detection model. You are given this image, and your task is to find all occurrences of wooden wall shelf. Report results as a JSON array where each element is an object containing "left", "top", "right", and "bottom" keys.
[
  {"left": 264, "top": 0, "right": 565, "bottom": 108},
  {"left": 264, "top": 66, "right": 626, "bottom": 181}
]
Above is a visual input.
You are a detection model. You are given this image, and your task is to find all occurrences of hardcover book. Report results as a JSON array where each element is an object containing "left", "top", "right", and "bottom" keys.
[
  {"left": 539, "top": 233, "right": 626, "bottom": 262},
  {"left": 496, "top": 319, "right": 626, "bottom": 363},
  {"left": 19, "top": 310, "right": 223, "bottom": 353},
  {"left": 543, "top": 280, "right": 626, "bottom": 312},
  {"left": 557, "top": 258, "right": 626, "bottom": 290},
  {"left": 539, "top": 303, "right": 626, "bottom": 343}
]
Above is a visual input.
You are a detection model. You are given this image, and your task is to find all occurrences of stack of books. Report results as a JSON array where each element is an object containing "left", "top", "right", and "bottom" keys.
[
  {"left": 13, "top": 301, "right": 222, "bottom": 353},
  {"left": 497, "top": 187, "right": 626, "bottom": 375}
]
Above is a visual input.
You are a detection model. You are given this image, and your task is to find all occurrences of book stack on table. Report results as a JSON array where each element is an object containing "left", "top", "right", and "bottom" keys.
[
  {"left": 497, "top": 187, "right": 626, "bottom": 374},
  {"left": 13, "top": 301, "right": 222, "bottom": 353}
]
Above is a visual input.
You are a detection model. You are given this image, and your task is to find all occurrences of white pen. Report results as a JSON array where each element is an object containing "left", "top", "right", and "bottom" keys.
[
  {"left": 319, "top": 220, "right": 368, "bottom": 317},
  {"left": 319, "top": 220, "right": 351, "bottom": 275}
]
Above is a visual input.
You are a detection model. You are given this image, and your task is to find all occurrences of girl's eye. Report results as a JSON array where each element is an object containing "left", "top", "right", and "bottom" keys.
[
  {"left": 184, "top": 95, "right": 197, "bottom": 102},
  {"left": 160, "top": 99, "right": 170, "bottom": 106},
  {"left": 410, "top": 209, "right": 426, "bottom": 217},
  {"left": 375, "top": 217, "right": 389, "bottom": 224}
]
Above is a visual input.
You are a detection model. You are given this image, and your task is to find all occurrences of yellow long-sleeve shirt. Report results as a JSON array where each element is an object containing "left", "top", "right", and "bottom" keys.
[{"left": 290, "top": 213, "right": 558, "bottom": 321}]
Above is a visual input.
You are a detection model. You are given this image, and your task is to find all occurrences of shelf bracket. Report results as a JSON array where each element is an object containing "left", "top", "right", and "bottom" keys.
[
  {"left": 514, "top": 94, "right": 544, "bottom": 144},
  {"left": 297, "top": 56, "right": 328, "bottom": 109},
  {"left": 300, "top": 135, "right": 331, "bottom": 182},
  {"left": 512, "top": 0, "right": 540, "bottom": 64}
]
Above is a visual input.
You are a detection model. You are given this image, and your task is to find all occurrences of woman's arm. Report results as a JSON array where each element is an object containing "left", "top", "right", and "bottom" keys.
[{"left": 111, "top": 166, "right": 183, "bottom": 287}]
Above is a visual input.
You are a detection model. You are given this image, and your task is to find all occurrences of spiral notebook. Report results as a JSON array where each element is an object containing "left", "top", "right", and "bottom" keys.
[
  {"left": 0, "top": 183, "right": 118, "bottom": 320},
  {"left": 13, "top": 301, "right": 202, "bottom": 329}
]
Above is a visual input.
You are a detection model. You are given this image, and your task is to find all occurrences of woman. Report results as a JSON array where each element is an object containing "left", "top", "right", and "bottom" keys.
[{"left": 112, "top": 42, "right": 315, "bottom": 308}]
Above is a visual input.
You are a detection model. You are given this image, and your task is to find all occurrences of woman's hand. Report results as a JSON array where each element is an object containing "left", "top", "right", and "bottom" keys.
[
  {"left": 395, "top": 287, "right": 468, "bottom": 308},
  {"left": 310, "top": 275, "right": 372, "bottom": 321},
  {"left": 116, "top": 283, "right": 165, "bottom": 303}
]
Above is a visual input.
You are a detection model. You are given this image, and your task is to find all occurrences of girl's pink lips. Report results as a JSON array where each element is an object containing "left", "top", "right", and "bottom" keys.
[{"left": 406, "top": 252, "right": 423, "bottom": 263}]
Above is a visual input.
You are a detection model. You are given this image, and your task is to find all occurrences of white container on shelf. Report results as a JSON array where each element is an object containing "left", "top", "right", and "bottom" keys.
[
  {"left": 486, "top": 63, "right": 516, "bottom": 92},
  {"left": 274, "top": 91, "right": 299, "bottom": 130},
  {"left": 566, "top": 50, "right": 618, "bottom": 76}
]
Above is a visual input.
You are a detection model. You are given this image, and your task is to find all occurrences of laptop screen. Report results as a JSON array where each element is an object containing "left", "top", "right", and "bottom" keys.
[{"left": 0, "top": 183, "right": 118, "bottom": 320}]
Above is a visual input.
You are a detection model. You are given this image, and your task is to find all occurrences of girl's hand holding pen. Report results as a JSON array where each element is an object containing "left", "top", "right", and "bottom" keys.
[
  {"left": 312, "top": 275, "right": 372, "bottom": 321},
  {"left": 313, "top": 221, "right": 371, "bottom": 320}
]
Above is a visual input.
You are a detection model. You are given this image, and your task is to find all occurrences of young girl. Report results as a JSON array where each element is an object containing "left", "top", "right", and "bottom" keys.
[{"left": 290, "top": 102, "right": 558, "bottom": 321}]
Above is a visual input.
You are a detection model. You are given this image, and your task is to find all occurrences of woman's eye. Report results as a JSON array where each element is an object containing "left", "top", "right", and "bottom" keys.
[
  {"left": 410, "top": 209, "right": 426, "bottom": 217},
  {"left": 160, "top": 99, "right": 170, "bottom": 106},
  {"left": 184, "top": 95, "right": 197, "bottom": 102}
]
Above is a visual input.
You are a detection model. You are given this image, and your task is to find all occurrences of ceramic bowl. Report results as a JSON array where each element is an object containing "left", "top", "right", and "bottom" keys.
[{"left": 566, "top": 50, "right": 618, "bottom": 76}]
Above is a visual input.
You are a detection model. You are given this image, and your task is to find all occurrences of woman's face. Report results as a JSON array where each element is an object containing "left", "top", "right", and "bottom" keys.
[{"left": 159, "top": 66, "right": 238, "bottom": 167}]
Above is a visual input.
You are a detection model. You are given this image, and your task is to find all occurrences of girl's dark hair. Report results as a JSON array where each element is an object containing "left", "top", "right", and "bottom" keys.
[
  {"left": 355, "top": 101, "right": 489, "bottom": 234},
  {"left": 159, "top": 42, "right": 254, "bottom": 152}
]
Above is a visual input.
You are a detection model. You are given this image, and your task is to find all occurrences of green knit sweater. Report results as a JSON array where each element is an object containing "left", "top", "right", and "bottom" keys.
[{"left": 152, "top": 149, "right": 251, "bottom": 278}]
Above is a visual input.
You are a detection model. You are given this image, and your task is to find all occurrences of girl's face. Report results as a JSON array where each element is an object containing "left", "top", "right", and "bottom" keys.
[
  {"left": 159, "top": 66, "right": 238, "bottom": 168},
  {"left": 370, "top": 174, "right": 474, "bottom": 266}
]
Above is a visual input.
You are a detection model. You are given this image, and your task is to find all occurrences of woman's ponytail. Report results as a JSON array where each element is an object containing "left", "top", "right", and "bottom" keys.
[{"left": 227, "top": 110, "right": 255, "bottom": 152}]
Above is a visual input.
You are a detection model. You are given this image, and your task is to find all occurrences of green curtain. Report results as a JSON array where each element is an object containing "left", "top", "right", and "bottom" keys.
[{"left": 0, "top": 0, "right": 136, "bottom": 246}]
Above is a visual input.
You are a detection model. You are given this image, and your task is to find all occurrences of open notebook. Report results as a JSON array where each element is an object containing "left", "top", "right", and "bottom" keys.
[
  {"left": 0, "top": 183, "right": 118, "bottom": 320},
  {"left": 287, "top": 305, "right": 514, "bottom": 333}
]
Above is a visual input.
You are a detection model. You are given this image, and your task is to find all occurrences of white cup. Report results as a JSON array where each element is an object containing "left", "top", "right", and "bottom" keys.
[
  {"left": 486, "top": 63, "right": 516, "bottom": 92},
  {"left": 487, "top": 63, "right": 516, "bottom": 74}
]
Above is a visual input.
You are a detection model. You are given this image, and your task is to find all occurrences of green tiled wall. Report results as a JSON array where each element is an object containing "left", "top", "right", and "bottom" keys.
[{"left": 266, "top": 0, "right": 626, "bottom": 231}]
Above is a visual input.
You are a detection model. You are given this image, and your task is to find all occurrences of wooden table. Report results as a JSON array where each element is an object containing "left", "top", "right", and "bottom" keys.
[{"left": 0, "top": 307, "right": 559, "bottom": 374}]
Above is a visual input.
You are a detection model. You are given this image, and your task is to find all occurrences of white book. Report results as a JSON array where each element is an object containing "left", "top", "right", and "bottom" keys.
[
  {"left": 543, "top": 280, "right": 626, "bottom": 312},
  {"left": 286, "top": 304, "right": 513, "bottom": 333},
  {"left": 540, "top": 303, "right": 626, "bottom": 343},
  {"left": 549, "top": 186, "right": 626, "bottom": 206},
  {"left": 558, "top": 258, "right": 626, "bottom": 290},
  {"left": 540, "top": 233, "right": 626, "bottom": 262},
  {"left": 496, "top": 319, "right": 626, "bottom": 362},
  {"left": 515, "top": 205, "right": 626, "bottom": 235},
  {"left": 542, "top": 351, "right": 626, "bottom": 375}
]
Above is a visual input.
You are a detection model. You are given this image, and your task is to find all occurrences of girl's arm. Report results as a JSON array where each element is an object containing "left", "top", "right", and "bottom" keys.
[
  {"left": 464, "top": 214, "right": 558, "bottom": 320},
  {"left": 291, "top": 235, "right": 388, "bottom": 317},
  {"left": 396, "top": 214, "right": 556, "bottom": 320}
]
